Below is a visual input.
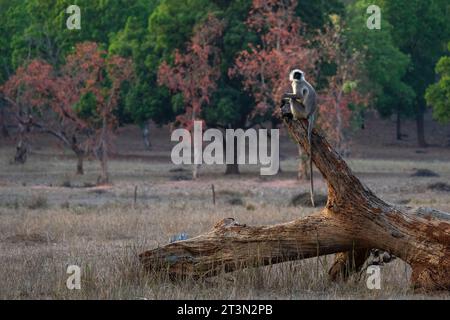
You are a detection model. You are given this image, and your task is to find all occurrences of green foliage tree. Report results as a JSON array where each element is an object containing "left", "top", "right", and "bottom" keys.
[
  {"left": 426, "top": 42, "right": 450, "bottom": 124},
  {"left": 1, "top": 0, "right": 153, "bottom": 142},
  {"left": 8, "top": 0, "right": 151, "bottom": 67},
  {"left": 380, "top": 0, "right": 450, "bottom": 146},
  {"left": 0, "top": 0, "right": 25, "bottom": 137},
  {"left": 110, "top": 0, "right": 214, "bottom": 148},
  {"left": 346, "top": 0, "right": 415, "bottom": 140},
  {"left": 296, "top": 0, "right": 344, "bottom": 31}
]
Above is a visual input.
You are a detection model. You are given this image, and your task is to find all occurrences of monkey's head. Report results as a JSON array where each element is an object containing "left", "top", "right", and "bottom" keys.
[{"left": 289, "top": 69, "right": 304, "bottom": 82}]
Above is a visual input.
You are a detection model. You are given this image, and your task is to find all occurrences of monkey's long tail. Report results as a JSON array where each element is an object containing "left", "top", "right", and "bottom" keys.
[
  {"left": 308, "top": 118, "right": 315, "bottom": 208},
  {"left": 310, "top": 152, "right": 315, "bottom": 207}
]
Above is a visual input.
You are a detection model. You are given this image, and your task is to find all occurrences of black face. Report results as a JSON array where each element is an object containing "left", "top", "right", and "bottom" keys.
[{"left": 293, "top": 72, "right": 302, "bottom": 80}]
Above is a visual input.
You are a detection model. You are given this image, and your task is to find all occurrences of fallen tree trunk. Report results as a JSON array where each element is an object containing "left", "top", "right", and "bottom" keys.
[{"left": 139, "top": 118, "right": 450, "bottom": 291}]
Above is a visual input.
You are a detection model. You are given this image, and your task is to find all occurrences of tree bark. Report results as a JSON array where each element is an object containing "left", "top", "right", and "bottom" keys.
[
  {"left": 76, "top": 152, "right": 84, "bottom": 175},
  {"left": 2, "top": 123, "right": 9, "bottom": 138},
  {"left": 142, "top": 121, "right": 152, "bottom": 149},
  {"left": 396, "top": 111, "right": 402, "bottom": 141},
  {"left": 96, "top": 119, "right": 109, "bottom": 185},
  {"left": 225, "top": 137, "right": 240, "bottom": 175},
  {"left": 14, "top": 120, "right": 31, "bottom": 164},
  {"left": 139, "top": 117, "right": 450, "bottom": 291},
  {"left": 0, "top": 108, "right": 9, "bottom": 138},
  {"left": 14, "top": 139, "right": 28, "bottom": 164},
  {"left": 225, "top": 163, "right": 240, "bottom": 175},
  {"left": 97, "top": 144, "right": 109, "bottom": 185}
]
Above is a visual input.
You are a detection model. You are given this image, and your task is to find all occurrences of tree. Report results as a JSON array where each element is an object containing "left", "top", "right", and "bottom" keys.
[
  {"left": 346, "top": 0, "right": 415, "bottom": 141},
  {"left": 110, "top": 0, "right": 214, "bottom": 149},
  {"left": 296, "top": 0, "right": 344, "bottom": 31},
  {"left": 426, "top": 42, "right": 450, "bottom": 125},
  {"left": 316, "top": 15, "right": 370, "bottom": 155},
  {"left": 1, "top": 60, "right": 62, "bottom": 164},
  {"left": 109, "top": 15, "right": 161, "bottom": 149},
  {"left": 0, "top": 0, "right": 154, "bottom": 153},
  {"left": 64, "top": 42, "right": 133, "bottom": 184},
  {"left": 380, "top": 0, "right": 450, "bottom": 147},
  {"left": 8, "top": 0, "right": 150, "bottom": 67},
  {"left": 158, "top": 15, "right": 224, "bottom": 179},
  {"left": 0, "top": 0, "right": 28, "bottom": 138},
  {"left": 200, "top": 0, "right": 256, "bottom": 175},
  {"left": 230, "top": 0, "right": 318, "bottom": 175},
  {"left": 1, "top": 42, "right": 133, "bottom": 180},
  {"left": 231, "top": 0, "right": 317, "bottom": 113}
]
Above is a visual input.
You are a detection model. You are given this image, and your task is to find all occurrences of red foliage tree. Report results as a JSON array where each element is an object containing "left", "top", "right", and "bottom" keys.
[
  {"left": 158, "top": 15, "right": 224, "bottom": 179},
  {"left": 1, "top": 60, "right": 82, "bottom": 166},
  {"left": 1, "top": 42, "right": 133, "bottom": 182},
  {"left": 316, "top": 16, "right": 370, "bottom": 155},
  {"left": 230, "top": 0, "right": 319, "bottom": 178},
  {"left": 64, "top": 42, "right": 133, "bottom": 184},
  {"left": 230, "top": 0, "right": 318, "bottom": 119}
]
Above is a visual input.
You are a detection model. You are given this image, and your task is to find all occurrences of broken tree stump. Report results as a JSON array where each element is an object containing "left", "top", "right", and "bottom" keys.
[{"left": 139, "top": 118, "right": 450, "bottom": 291}]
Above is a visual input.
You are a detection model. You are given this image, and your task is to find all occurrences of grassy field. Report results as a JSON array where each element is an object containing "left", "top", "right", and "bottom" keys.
[{"left": 1, "top": 114, "right": 450, "bottom": 300}]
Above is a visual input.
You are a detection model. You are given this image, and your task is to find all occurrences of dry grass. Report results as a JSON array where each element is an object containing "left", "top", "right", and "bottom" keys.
[{"left": 0, "top": 137, "right": 450, "bottom": 300}]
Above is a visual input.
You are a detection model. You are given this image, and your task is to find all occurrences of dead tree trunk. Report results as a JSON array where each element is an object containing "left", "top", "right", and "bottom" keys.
[{"left": 139, "top": 117, "right": 450, "bottom": 291}]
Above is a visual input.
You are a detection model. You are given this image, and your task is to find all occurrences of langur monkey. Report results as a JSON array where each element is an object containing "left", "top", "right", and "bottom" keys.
[{"left": 281, "top": 69, "right": 317, "bottom": 207}]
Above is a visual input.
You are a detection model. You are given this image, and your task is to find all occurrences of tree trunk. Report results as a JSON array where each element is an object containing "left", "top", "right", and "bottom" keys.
[
  {"left": 225, "top": 137, "right": 240, "bottom": 175},
  {"left": 142, "top": 121, "right": 152, "bottom": 149},
  {"left": 1, "top": 123, "right": 9, "bottom": 138},
  {"left": 192, "top": 164, "right": 200, "bottom": 180},
  {"left": 14, "top": 121, "right": 31, "bottom": 164},
  {"left": 140, "top": 117, "right": 450, "bottom": 291},
  {"left": 14, "top": 139, "right": 28, "bottom": 164},
  {"left": 416, "top": 108, "right": 427, "bottom": 147},
  {"left": 97, "top": 118, "right": 109, "bottom": 185},
  {"left": 71, "top": 136, "right": 84, "bottom": 175},
  {"left": 225, "top": 163, "right": 240, "bottom": 175},
  {"left": 76, "top": 152, "right": 84, "bottom": 175},
  {"left": 396, "top": 111, "right": 402, "bottom": 141},
  {"left": 97, "top": 144, "right": 109, "bottom": 185},
  {"left": 1, "top": 109, "right": 9, "bottom": 138}
]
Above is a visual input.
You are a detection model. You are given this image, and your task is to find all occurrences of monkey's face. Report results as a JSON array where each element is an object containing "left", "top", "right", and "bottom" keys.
[
  {"left": 289, "top": 69, "right": 304, "bottom": 82},
  {"left": 293, "top": 72, "right": 303, "bottom": 80}
]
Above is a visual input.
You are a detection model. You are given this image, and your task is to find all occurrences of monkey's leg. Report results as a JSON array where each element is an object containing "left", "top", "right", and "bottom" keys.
[{"left": 280, "top": 100, "right": 293, "bottom": 119}]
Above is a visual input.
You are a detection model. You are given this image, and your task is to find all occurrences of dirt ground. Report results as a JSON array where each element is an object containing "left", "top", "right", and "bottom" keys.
[{"left": 0, "top": 110, "right": 449, "bottom": 299}]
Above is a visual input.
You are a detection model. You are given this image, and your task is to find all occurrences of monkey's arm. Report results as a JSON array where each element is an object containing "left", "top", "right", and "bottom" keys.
[{"left": 282, "top": 92, "right": 304, "bottom": 101}]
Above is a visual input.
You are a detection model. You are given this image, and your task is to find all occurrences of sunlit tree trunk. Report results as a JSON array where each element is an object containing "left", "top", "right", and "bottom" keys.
[{"left": 142, "top": 121, "right": 151, "bottom": 149}]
